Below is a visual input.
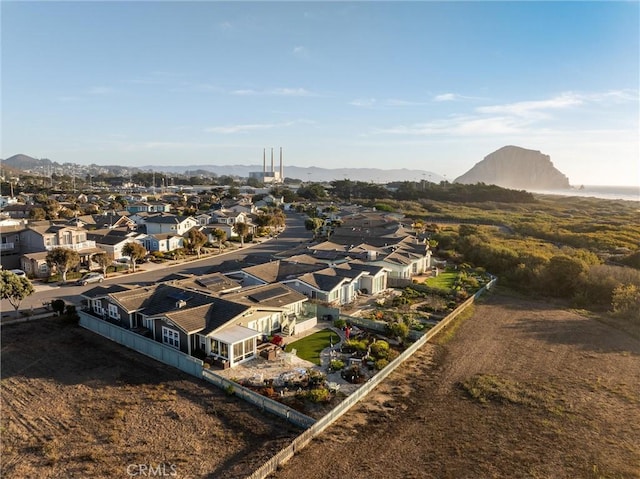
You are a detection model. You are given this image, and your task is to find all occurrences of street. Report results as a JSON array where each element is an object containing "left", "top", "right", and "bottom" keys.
[{"left": 1, "top": 212, "right": 312, "bottom": 317}]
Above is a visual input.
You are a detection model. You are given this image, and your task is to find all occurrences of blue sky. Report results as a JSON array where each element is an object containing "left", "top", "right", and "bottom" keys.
[{"left": 2, "top": 1, "right": 638, "bottom": 186}]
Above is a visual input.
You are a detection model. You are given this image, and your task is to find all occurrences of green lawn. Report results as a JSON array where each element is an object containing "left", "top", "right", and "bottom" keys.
[
  {"left": 285, "top": 329, "right": 341, "bottom": 365},
  {"left": 424, "top": 270, "right": 458, "bottom": 292}
]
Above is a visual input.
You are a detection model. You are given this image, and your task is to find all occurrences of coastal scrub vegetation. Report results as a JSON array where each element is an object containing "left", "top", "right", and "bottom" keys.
[{"left": 338, "top": 185, "right": 639, "bottom": 320}]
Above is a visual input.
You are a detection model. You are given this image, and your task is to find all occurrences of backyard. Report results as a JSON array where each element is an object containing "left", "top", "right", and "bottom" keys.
[{"left": 285, "top": 329, "right": 340, "bottom": 365}]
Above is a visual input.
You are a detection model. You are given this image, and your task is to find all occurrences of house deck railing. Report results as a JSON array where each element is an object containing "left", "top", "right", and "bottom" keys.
[{"left": 46, "top": 240, "right": 97, "bottom": 251}]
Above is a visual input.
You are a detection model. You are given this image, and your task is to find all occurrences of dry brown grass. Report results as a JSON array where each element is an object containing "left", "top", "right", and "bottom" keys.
[
  {"left": 0, "top": 318, "right": 301, "bottom": 479},
  {"left": 272, "top": 293, "right": 640, "bottom": 479}
]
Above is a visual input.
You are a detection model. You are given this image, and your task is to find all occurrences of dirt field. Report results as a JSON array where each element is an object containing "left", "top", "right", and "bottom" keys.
[
  {"left": 0, "top": 317, "right": 301, "bottom": 479},
  {"left": 272, "top": 292, "right": 640, "bottom": 479}
]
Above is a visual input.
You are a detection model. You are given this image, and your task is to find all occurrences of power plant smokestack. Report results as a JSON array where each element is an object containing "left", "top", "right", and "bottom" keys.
[
  {"left": 263, "top": 148, "right": 266, "bottom": 174},
  {"left": 280, "top": 147, "right": 283, "bottom": 180},
  {"left": 270, "top": 148, "right": 274, "bottom": 173}
]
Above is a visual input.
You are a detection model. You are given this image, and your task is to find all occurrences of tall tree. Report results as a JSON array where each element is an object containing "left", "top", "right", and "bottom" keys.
[
  {"left": 212, "top": 228, "right": 227, "bottom": 253},
  {"left": 46, "top": 247, "right": 80, "bottom": 283},
  {"left": 186, "top": 228, "right": 207, "bottom": 258},
  {"left": 92, "top": 251, "right": 113, "bottom": 278},
  {"left": 305, "top": 217, "right": 324, "bottom": 236},
  {"left": 0, "top": 270, "right": 35, "bottom": 316},
  {"left": 232, "top": 222, "right": 250, "bottom": 247},
  {"left": 122, "top": 241, "right": 147, "bottom": 273}
]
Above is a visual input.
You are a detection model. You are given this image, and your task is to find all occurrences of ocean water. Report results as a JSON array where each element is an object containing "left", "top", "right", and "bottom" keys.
[{"left": 531, "top": 185, "right": 640, "bottom": 202}]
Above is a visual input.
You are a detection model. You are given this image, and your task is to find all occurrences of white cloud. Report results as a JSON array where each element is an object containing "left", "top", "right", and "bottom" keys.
[
  {"left": 376, "top": 115, "right": 527, "bottom": 137},
  {"left": 433, "top": 92, "right": 485, "bottom": 102},
  {"left": 293, "top": 46, "right": 309, "bottom": 58},
  {"left": 433, "top": 93, "right": 459, "bottom": 102},
  {"left": 206, "top": 123, "right": 278, "bottom": 134},
  {"left": 384, "top": 98, "right": 428, "bottom": 107},
  {"left": 271, "top": 87, "right": 314, "bottom": 97},
  {"left": 88, "top": 86, "right": 116, "bottom": 95},
  {"left": 231, "top": 87, "right": 316, "bottom": 97},
  {"left": 349, "top": 98, "right": 377, "bottom": 108},
  {"left": 374, "top": 90, "right": 638, "bottom": 138},
  {"left": 205, "top": 120, "right": 305, "bottom": 134},
  {"left": 477, "top": 92, "right": 584, "bottom": 118}
]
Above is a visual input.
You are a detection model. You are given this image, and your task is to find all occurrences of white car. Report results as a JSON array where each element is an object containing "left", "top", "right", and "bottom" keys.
[
  {"left": 9, "top": 269, "right": 26, "bottom": 277},
  {"left": 76, "top": 272, "right": 104, "bottom": 286}
]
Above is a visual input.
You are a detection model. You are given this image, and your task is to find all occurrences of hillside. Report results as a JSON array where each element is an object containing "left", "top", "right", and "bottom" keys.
[
  {"left": 454, "top": 145, "right": 570, "bottom": 190},
  {"left": 0, "top": 153, "right": 444, "bottom": 183}
]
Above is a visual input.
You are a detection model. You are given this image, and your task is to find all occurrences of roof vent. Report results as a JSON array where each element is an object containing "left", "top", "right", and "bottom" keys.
[{"left": 175, "top": 299, "right": 187, "bottom": 309}]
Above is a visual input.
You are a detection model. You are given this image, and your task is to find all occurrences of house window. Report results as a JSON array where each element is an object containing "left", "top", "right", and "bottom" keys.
[
  {"left": 108, "top": 304, "right": 120, "bottom": 319},
  {"left": 143, "top": 318, "right": 153, "bottom": 329},
  {"left": 233, "top": 342, "right": 242, "bottom": 361},
  {"left": 92, "top": 300, "right": 104, "bottom": 315},
  {"left": 162, "top": 327, "right": 180, "bottom": 349}
]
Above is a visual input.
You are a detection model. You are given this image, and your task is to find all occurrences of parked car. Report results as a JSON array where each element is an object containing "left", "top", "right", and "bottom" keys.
[
  {"left": 76, "top": 272, "right": 104, "bottom": 286},
  {"left": 8, "top": 269, "right": 26, "bottom": 277}
]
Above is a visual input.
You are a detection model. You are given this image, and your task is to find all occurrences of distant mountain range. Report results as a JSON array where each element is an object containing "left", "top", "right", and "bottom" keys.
[
  {"left": 3, "top": 147, "right": 573, "bottom": 190},
  {"left": 144, "top": 164, "right": 445, "bottom": 183},
  {"left": 1, "top": 154, "right": 444, "bottom": 184}
]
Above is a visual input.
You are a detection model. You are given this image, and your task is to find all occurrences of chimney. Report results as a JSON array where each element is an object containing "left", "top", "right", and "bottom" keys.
[
  {"left": 263, "top": 148, "right": 266, "bottom": 174},
  {"left": 279, "top": 147, "right": 283, "bottom": 180},
  {"left": 270, "top": 148, "right": 274, "bottom": 173}
]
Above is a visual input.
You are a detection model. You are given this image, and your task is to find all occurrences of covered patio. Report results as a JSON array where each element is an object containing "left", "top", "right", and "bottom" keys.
[{"left": 208, "top": 325, "right": 262, "bottom": 368}]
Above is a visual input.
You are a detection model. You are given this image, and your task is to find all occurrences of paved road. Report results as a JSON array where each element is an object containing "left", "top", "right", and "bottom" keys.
[{"left": 1, "top": 212, "right": 312, "bottom": 317}]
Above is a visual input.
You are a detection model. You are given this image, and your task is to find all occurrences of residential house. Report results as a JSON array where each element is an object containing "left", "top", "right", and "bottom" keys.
[
  {"left": 18, "top": 223, "right": 103, "bottom": 273},
  {"left": 139, "top": 233, "right": 183, "bottom": 253},
  {"left": 2, "top": 204, "right": 35, "bottom": 219},
  {"left": 229, "top": 259, "right": 325, "bottom": 287},
  {"left": 209, "top": 211, "right": 254, "bottom": 239},
  {"left": 194, "top": 213, "right": 212, "bottom": 226},
  {"left": 126, "top": 201, "right": 171, "bottom": 214},
  {"left": 144, "top": 215, "right": 198, "bottom": 236},
  {"left": 0, "top": 223, "right": 27, "bottom": 270},
  {"left": 222, "top": 283, "right": 315, "bottom": 337},
  {"left": 80, "top": 282, "right": 310, "bottom": 367},
  {"left": 87, "top": 228, "right": 146, "bottom": 260}
]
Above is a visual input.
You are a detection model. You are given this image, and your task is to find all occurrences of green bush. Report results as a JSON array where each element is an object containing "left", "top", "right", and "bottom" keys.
[
  {"left": 344, "top": 339, "right": 368, "bottom": 352},
  {"left": 374, "top": 358, "right": 389, "bottom": 370},
  {"left": 329, "top": 359, "right": 345, "bottom": 371},
  {"left": 369, "top": 340, "right": 390, "bottom": 359},
  {"left": 387, "top": 322, "right": 409, "bottom": 341},
  {"left": 306, "top": 387, "right": 331, "bottom": 403},
  {"left": 333, "top": 318, "right": 346, "bottom": 329}
]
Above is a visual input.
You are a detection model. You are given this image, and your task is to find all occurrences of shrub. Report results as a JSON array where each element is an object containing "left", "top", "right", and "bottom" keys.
[
  {"left": 306, "top": 388, "right": 331, "bottom": 403},
  {"left": 64, "top": 304, "right": 79, "bottom": 323},
  {"left": 369, "top": 340, "right": 390, "bottom": 359},
  {"left": 333, "top": 318, "right": 346, "bottom": 329},
  {"left": 387, "top": 321, "right": 409, "bottom": 341},
  {"left": 374, "top": 358, "right": 389, "bottom": 370},
  {"left": 307, "top": 368, "right": 326, "bottom": 386},
  {"left": 343, "top": 339, "right": 368, "bottom": 353},
  {"left": 329, "top": 359, "right": 345, "bottom": 371},
  {"left": 51, "top": 299, "right": 66, "bottom": 316}
]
